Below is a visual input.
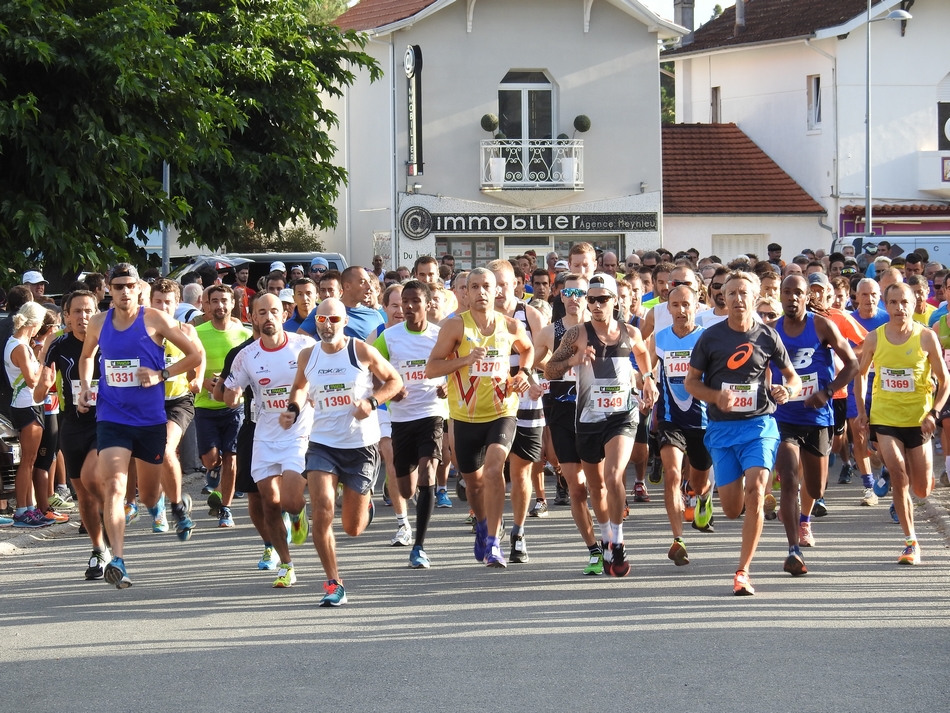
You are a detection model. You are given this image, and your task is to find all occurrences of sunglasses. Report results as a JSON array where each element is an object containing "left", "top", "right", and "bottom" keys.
[
  {"left": 671, "top": 280, "right": 692, "bottom": 287},
  {"left": 710, "top": 282, "right": 724, "bottom": 290},
  {"left": 757, "top": 311, "right": 778, "bottom": 320},
  {"left": 110, "top": 282, "right": 137, "bottom": 291},
  {"left": 626, "top": 262, "right": 639, "bottom": 268},
  {"left": 310, "top": 266, "right": 327, "bottom": 273},
  {"left": 561, "top": 288, "right": 587, "bottom": 298},
  {"left": 587, "top": 294, "right": 613, "bottom": 304},
  {"left": 315, "top": 314, "right": 343, "bottom": 324}
]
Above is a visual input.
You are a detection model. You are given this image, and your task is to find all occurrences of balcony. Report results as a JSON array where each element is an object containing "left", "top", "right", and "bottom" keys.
[
  {"left": 918, "top": 151, "right": 950, "bottom": 198},
  {"left": 480, "top": 139, "right": 583, "bottom": 208}
]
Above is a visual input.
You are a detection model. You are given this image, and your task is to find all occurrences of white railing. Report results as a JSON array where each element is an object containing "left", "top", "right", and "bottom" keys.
[{"left": 480, "top": 139, "right": 584, "bottom": 189}]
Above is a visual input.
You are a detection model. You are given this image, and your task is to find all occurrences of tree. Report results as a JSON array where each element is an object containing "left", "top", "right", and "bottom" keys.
[
  {"left": 0, "top": 0, "right": 379, "bottom": 289},
  {"left": 299, "top": 0, "right": 350, "bottom": 25},
  {"left": 226, "top": 222, "right": 325, "bottom": 253},
  {"left": 711, "top": 4, "right": 723, "bottom": 21}
]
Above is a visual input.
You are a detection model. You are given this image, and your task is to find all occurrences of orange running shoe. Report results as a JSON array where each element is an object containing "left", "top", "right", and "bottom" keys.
[{"left": 733, "top": 570, "right": 754, "bottom": 596}]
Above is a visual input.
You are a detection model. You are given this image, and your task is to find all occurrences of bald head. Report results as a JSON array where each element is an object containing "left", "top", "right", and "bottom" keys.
[{"left": 317, "top": 297, "right": 345, "bottom": 317}]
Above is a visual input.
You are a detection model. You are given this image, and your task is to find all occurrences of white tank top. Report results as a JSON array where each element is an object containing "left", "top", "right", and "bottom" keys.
[
  {"left": 4, "top": 336, "right": 41, "bottom": 409},
  {"left": 304, "top": 338, "right": 379, "bottom": 449}
]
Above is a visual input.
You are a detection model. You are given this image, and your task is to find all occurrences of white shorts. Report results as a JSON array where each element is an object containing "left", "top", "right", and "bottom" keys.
[
  {"left": 379, "top": 407, "right": 392, "bottom": 440},
  {"left": 250, "top": 437, "right": 307, "bottom": 483}
]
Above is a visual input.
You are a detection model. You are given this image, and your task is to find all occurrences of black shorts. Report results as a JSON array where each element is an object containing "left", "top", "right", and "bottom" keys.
[
  {"left": 97, "top": 420, "right": 166, "bottom": 464},
  {"left": 392, "top": 416, "right": 444, "bottom": 478},
  {"left": 195, "top": 407, "right": 241, "bottom": 455},
  {"left": 306, "top": 441, "right": 379, "bottom": 495},
  {"left": 35, "top": 412, "right": 59, "bottom": 472},
  {"left": 544, "top": 400, "right": 580, "bottom": 464},
  {"left": 777, "top": 421, "right": 833, "bottom": 458},
  {"left": 165, "top": 394, "right": 195, "bottom": 433},
  {"left": 234, "top": 419, "right": 258, "bottom": 494},
  {"left": 453, "top": 417, "right": 517, "bottom": 474},
  {"left": 11, "top": 405, "right": 43, "bottom": 431},
  {"left": 657, "top": 421, "right": 713, "bottom": 470},
  {"left": 833, "top": 398, "right": 847, "bottom": 435},
  {"left": 60, "top": 420, "right": 97, "bottom": 480},
  {"left": 577, "top": 416, "right": 636, "bottom": 465},
  {"left": 870, "top": 425, "right": 930, "bottom": 450},
  {"left": 510, "top": 425, "right": 543, "bottom": 463}
]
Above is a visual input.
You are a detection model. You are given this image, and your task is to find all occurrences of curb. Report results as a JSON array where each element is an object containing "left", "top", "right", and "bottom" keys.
[
  {"left": 920, "top": 496, "right": 950, "bottom": 544},
  {"left": 0, "top": 521, "right": 74, "bottom": 555}
]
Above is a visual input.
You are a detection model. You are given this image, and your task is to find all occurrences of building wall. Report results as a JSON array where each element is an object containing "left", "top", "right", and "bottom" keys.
[{"left": 663, "top": 214, "right": 829, "bottom": 258}]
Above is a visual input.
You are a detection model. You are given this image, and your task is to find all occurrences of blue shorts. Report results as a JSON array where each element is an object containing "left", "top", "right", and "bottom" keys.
[
  {"left": 846, "top": 377, "right": 873, "bottom": 420},
  {"left": 98, "top": 421, "right": 166, "bottom": 464},
  {"left": 195, "top": 407, "right": 242, "bottom": 456},
  {"left": 705, "top": 415, "right": 779, "bottom": 488}
]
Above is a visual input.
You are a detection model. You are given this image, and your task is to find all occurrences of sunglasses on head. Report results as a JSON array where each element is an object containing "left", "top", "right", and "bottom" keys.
[
  {"left": 587, "top": 294, "right": 613, "bottom": 304},
  {"left": 315, "top": 314, "right": 343, "bottom": 324},
  {"left": 561, "top": 287, "right": 586, "bottom": 298}
]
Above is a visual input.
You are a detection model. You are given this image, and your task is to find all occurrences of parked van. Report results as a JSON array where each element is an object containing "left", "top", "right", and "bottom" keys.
[
  {"left": 168, "top": 252, "right": 348, "bottom": 287},
  {"left": 833, "top": 235, "right": 950, "bottom": 264}
]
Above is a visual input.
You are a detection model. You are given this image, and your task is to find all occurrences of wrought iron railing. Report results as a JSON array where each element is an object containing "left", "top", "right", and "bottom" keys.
[{"left": 480, "top": 139, "right": 584, "bottom": 189}]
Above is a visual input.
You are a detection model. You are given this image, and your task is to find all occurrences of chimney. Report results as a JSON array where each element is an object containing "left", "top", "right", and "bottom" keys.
[
  {"left": 735, "top": 0, "right": 746, "bottom": 35},
  {"left": 674, "top": 0, "right": 695, "bottom": 46}
]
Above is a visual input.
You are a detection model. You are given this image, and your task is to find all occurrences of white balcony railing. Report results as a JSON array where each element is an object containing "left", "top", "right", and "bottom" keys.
[{"left": 480, "top": 139, "right": 584, "bottom": 189}]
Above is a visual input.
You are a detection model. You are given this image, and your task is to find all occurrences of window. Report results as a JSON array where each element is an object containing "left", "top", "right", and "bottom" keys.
[
  {"left": 498, "top": 71, "right": 554, "bottom": 182},
  {"left": 711, "top": 86, "right": 721, "bottom": 123},
  {"left": 711, "top": 234, "right": 766, "bottom": 260},
  {"left": 807, "top": 75, "right": 822, "bottom": 130}
]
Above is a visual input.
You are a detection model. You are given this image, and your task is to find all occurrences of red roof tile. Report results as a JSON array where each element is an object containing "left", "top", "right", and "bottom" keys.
[
  {"left": 842, "top": 204, "right": 950, "bottom": 216},
  {"left": 662, "top": 123, "right": 825, "bottom": 215},
  {"left": 664, "top": 0, "right": 886, "bottom": 57},
  {"left": 335, "top": 0, "right": 440, "bottom": 32}
]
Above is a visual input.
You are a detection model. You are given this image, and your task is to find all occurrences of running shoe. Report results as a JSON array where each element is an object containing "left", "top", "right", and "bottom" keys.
[
  {"left": 812, "top": 498, "right": 828, "bottom": 518},
  {"left": 783, "top": 550, "right": 808, "bottom": 577},
  {"left": 382, "top": 481, "right": 391, "bottom": 506},
  {"left": 320, "top": 579, "right": 347, "bottom": 606},
  {"left": 175, "top": 495, "right": 195, "bottom": 542},
  {"left": 648, "top": 455, "right": 662, "bottom": 484},
  {"left": 48, "top": 492, "right": 75, "bottom": 510},
  {"left": 509, "top": 534, "right": 528, "bottom": 564},
  {"left": 290, "top": 505, "right": 309, "bottom": 545},
  {"left": 390, "top": 523, "right": 412, "bottom": 547},
  {"left": 940, "top": 471, "right": 950, "bottom": 488},
  {"left": 207, "top": 490, "right": 223, "bottom": 517},
  {"left": 465, "top": 510, "right": 476, "bottom": 526},
  {"left": 0, "top": 515, "right": 12, "bottom": 528},
  {"left": 733, "top": 570, "right": 754, "bottom": 596},
  {"left": 77, "top": 520, "right": 87, "bottom": 535},
  {"left": 529, "top": 498, "right": 548, "bottom": 518},
  {"left": 860, "top": 488, "right": 879, "bottom": 507},
  {"left": 889, "top": 502, "right": 900, "bottom": 524},
  {"left": 104, "top": 556, "right": 132, "bottom": 589},
  {"left": 838, "top": 463, "right": 853, "bottom": 484},
  {"left": 602, "top": 540, "right": 614, "bottom": 576},
  {"left": 409, "top": 544, "right": 430, "bottom": 569},
  {"left": 200, "top": 485, "right": 214, "bottom": 495},
  {"left": 124, "top": 502, "right": 139, "bottom": 525},
  {"left": 258, "top": 545, "right": 279, "bottom": 571},
  {"left": 486, "top": 541, "right": 507, "bottom": 568},
  {"left": 623, "top": 499, "right": 630, "bottom": 520},
  {"left": 282, "top": 511, "right": 292, "bottom": 543},
  {"left": 873, "top": 472, "right": 890, "bottom": 497},
  {"left": 272, "top": 563, "right": 296, "bottom": 588},
  {"left": 218, "top": 506, "right": 234, "bottom": 528},
  {"left": 584, "top": 549, "right": 604, "bottom": 576},
  {"left": 13, "top": 509, "right": 48, "bottom": 528},
  {"left": 897, "top": 540, "right": 919, "bottom": 565},
  {"left": 694, "top": 493, "right": 714, "bottom": 530},
  {"left": 799, "top": 521, "right": 816, "bottom": 547},
  {"left": 456, "top": 476, "right": 467, "bottom": 502},
  {"left": 151, "top": 495, "right": 168, "bottom": 533},
  {"left": 435, "top": 489, "right": 453, "bottom": 508},
  {"left": 43, "top": 508, "right": 69, "bottom": 524},
  {"left": 55, "top": 485, "right": 74, "bottom": 503},
  {"left": 473, "top": 520, "right": 488, "bottom": 562},
  {"left": 234, "top": 491, "right": 246, "bottom": 499},
  {"left": 554, "top": 473, "right": 570, "bottom": 505},
  {"left": 667, "top": 539, "right": 689, "bottom": 567},
  {"left": 609, "top": 542, "right": 630, "bottom": 577},
  {"left": 85, "top": 549, "right": 110, "bottom": 580},
  {"left": 632, "top": 481, "right": 650, "bottom": 503}
]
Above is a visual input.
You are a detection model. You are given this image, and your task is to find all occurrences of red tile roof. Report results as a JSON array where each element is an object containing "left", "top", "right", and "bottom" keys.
[
  {"left": 843, "top": 204, "right": 950, "bottom": 216},
  {"left": 335, "top": 0, "right": 440, "bottom": 31},
  {"left": 662, "top": 123, "right": 825, "bottom": 215},
  {"left": 664, "top": 0, "right": 886, "bottom": 56}
]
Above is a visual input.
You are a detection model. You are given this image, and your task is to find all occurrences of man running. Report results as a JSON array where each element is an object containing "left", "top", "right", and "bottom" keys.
[
  {"left": 78, "top": 265, "right": 202, "bottom": 588},
  {"left": 854, "top": 283, "right": 949, "bottom": 565},
  {"left": 685, "top": 270, "right": 801, "bottom": 596}
]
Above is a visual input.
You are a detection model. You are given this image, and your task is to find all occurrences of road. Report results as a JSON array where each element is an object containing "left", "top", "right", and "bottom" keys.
[{"left": 2, "top": 476, "right": 949, "bottom": 712}]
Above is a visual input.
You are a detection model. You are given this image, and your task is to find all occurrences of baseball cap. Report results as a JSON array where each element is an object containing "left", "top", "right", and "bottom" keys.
[
  {"left": 290, "top": 264, "right": 304, "bottom": 273},
  {"left": 270, "top": 261, "right": 286, "bottom": 272},
  {"left": 807, "top": 272, "right": 830, "bottom": 287},
  {"left": 589, "top": 273, "right": 618, "bottom": 296},
  {"left": 310, "top": 257, "right": 329, "bottom": 270},
  {"left": 554, "top": 260, "right": 569, "bottom": 270},
  {"left": 278, "top": 288, "right": 295, "bottom": 304},
  {"left": 108, "top": 264, "right": 140, "bottom": 283},
  {"left": 22, "top": 270, "right": 48, "bottom": 285}
]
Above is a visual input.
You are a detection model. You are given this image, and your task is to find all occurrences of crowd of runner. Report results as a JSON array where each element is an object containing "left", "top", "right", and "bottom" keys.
[{"left": 1, "top": 239, "right": 946, "bottom": 601}]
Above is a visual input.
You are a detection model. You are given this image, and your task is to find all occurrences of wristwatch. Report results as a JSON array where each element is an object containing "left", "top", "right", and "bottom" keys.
[
  {"left": 160, "top": 368, "right": 170, "bottom": 382},
  {"left": 368, "top": 397, "right": 379, "bottom": 411},
  {"left": 824, "top": 386, "right": 834, "bottom": 398}
]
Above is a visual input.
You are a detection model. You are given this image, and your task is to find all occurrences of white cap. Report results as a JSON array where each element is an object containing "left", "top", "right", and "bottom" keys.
[
  {"left": 22, "top": 270, "right": 47, "bottom": 285},
  {"left": 554, "top": 260, "right": 569, "bottom": 270},
  {"left": 270, "top": 261, "right": 286, "bottom": 272},
  {"left": 278, "top": 288, "right": 295, "bottom": 303},
  {"left": 589, "top": 273, "right": 618, "bottom": 296}
]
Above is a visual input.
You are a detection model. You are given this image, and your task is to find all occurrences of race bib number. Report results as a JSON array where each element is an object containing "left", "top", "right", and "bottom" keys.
[
  {"left": 400, "top": 359, "right": 428, "bottom": 384},
  {"left": 880, "top": 367, "right": 914, "bottom": 393},
  {"left": 723, "top": 382, "right": 757, "bottom": 412},
  {"left": 104, "top": 359, "right": 140, "bottom": 387},
  {"left": 71, "top": 379, "right": 99, "bottom": 405},
  {"left": 563, "top": 366, "right": 577, "bottom": 383},
  {"left": 590, "top": 378, "right": 632, "bottom": 414},
  {"left": 664, "top": 350, "right": 691, "bottom": 383},
  {"left": 538, "top": 377, "right": 551, "bottom": 394},
  {"left": 790, "top": 372, "right": 818, "bottom": 402},
  {"left": 316, "top": 382, "right": 356, "bottom": 413},
  {"left": 261, "top": 386, "right": 291, "bottom": 414},
  {"left": 469, "top": 349, "right": 507, "bottom": 378}
]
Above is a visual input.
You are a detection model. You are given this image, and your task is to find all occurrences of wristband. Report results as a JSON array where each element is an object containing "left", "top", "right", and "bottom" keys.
[
  {"left": 930, "top": 408, "right": 938, "bottom": 419},
  {"left": 287, "top": 402, "right": 301, "bottom": 423},
  {"left": 642, "top": 372, "right": 656, "bottom": 380},
  {"left": 367, "top": 397, "right": 378, "bottom": 411}
]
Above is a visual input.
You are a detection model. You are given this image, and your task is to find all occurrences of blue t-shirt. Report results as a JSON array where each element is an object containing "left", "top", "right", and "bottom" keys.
[
  {"left": 929, "top": 304, "right": 947, "bottom": 328},
  {"left": 298, "top": 304, "right": 384, "bottom": 341},
  {"left": 283, "top": 308, "right": 305, "bottom": 333},
  {"left": 850, "top": 307, "right": 889, "bottom": 336}
]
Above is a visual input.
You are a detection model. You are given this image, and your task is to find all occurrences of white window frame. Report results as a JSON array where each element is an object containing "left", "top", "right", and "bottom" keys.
[
  {"left": 807, "top": 75, "right": 822, "bottom": 131},
  {"left": 711, "top": 86, "right": 721, "bottom": 123}
]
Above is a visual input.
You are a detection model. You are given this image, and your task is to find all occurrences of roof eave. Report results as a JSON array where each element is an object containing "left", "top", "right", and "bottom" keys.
[
  {"left": 664, "top": 34, "right": 815, "bottom": 61},
  {"left": 814, "top": 0, "right": 903, "bottom": 40},
  {"left": 664, "top": 210, "right": 827, "bottom": 216}
]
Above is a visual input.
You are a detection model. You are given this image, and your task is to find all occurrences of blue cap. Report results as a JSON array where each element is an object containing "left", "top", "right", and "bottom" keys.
[{"left": 310, "top": 257, "right": 329, "bottom": 269}]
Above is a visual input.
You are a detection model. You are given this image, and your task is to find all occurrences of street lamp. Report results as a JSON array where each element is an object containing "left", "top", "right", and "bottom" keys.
[{"left": 865, "top": 3, "right": 912, "bottom": 240}]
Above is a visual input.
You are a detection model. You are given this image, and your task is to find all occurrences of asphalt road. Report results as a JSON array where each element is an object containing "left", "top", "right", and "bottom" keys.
[{"left": 2, "top": 477, "right": 949, "bottom": 712}]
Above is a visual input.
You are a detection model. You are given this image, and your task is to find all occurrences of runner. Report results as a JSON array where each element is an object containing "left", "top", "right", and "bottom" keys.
[
  {"left": 425, "top": 268, "right": 533, "bottom": 569},
  {"left": 772, "top": 275, "right": 857, "bottom": 575},
  {"left": 544, "top": 274, "right": 656, "bottom": 577},
  {"left": 684, "top": 269, "right": 801, "bottom": 595},
  {"left": 77, "top": 264, "right": 202, "bottom": 588},
  {"left": 282, "top": 298, "right": 402, "bottom": 605},
  {"left": 854, "top": 283, "right": 949, "bottom": 565},
  {"left": 223, "top": 294, "right": 314, "bottom": 587}
]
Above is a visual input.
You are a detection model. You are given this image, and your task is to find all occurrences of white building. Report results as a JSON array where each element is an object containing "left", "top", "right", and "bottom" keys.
[
  {"left": 326, "top": 0, "right": 686, "bottom": 270},
  {"left": 667, "top": 0, "right": 950, "bottom": 255}
]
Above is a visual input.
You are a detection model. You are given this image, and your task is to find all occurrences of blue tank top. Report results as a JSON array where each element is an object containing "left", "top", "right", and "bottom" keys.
[
  {"left": 97, "top": 307, "right": 167, "bottom": 426},
  {"left": 772, "top": 313, "right": 835, "bottom": 427},
  {"left": 655, "top": 324, "right": 707, "bottom": 429}
]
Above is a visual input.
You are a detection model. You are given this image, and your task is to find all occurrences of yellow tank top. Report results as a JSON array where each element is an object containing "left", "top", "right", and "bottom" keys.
[
  {"left": 447, "top": 311, "right": 518, "bottom": 423},
  {"left": 164, "top": 324, "right": 192, "bottom": 400},
  {"left": 870, "top": 322, "right": 932, "bottom": 427}
]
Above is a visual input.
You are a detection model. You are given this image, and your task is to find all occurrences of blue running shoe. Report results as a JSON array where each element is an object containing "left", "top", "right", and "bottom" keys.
[
  {"left": 150, "top": 495, "right": 168, "bottom": 533},
  {"left": 873, "top": 470, "right": 891, "bottom": 497},
  {"left": 812, "top": 497, "right": 828, "bottom": 518},
  {"left": 435, "top": 489, "right": 453, "bottom": 508},
  {"left": 409, "top": 544, "right": 430, "bottom": 569},
  {"left": 174, "top": 497, "right": 195, "bottom": 542},
  {"left": 218, "top": 506, "right": 234, "bottom": 528},
  {"left": 104, "top": 557, "right": 132, "bottom": 589},
  {"left": 890, "top": 502, "right": 900, "bottom": 524},
  {"left": 320, "top": 579, "right": 347, "bottom": 607},
  {"left": 234, "top": 491, "right": 246, "bottom": 499},
  {"left": 474, "top": 520, "right": 488, "bottom": 562},
  {"left": 258, "top": 545, "right": 278, "bottom": 571}
]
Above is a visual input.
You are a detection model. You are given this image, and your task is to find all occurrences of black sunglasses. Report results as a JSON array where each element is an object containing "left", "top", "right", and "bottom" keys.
[
  {"left": 757, "top": 311, "right": 778, "bottom": 320},
  {"left": 671, "top": 280, "right": 692, "bottom": 287},
  {"left": 587, "top": 294, "right": 613, "bottom": 304},
  {"left": 710, "top": 282, "right": 724, "bottom": 290}
]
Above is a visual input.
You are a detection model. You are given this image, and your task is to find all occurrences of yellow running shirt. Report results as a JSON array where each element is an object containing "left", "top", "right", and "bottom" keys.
[
  {"left": 447, "top": 311, "right": 518, "bottom": 423},
  {"left": 870, "top": 322, "right": 932, "bottom": 427}
]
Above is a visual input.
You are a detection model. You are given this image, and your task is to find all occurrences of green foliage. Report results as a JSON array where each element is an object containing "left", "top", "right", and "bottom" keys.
[
  {"left": 573, "top": 115, "right": 591, "bottom": 133},
  {"left": 660, "top": 61, "right": 675, "bottom": 125},
  {"left": 298, "top": 0, "right": 349, "bottom": 25},
  {"left": 711, "top": 4, "right": 723, "bottom": 21},
  {"left": 480, "top": 113, "right": 499, "bottom": 132},
  {"left": 225, "top": 222, "right": 325, "bottom": 253}
]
